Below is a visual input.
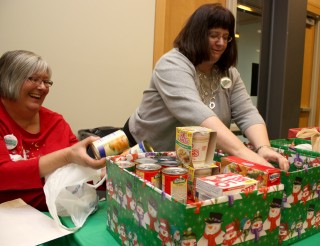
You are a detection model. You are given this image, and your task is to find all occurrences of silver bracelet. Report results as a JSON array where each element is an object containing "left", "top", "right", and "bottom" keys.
[{"left": 255, "top": 145, "right": 271, "bottom": 153}]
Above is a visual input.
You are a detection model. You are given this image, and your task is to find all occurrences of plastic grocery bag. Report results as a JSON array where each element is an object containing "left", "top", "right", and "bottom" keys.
[{"left": 44, "top": 163, "right": 106, "bottom": 231}]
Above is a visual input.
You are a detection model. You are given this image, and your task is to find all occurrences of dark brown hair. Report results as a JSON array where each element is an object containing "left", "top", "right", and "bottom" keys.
[{"left": 174, "top": 3, "right": 237, "bottom": 71}]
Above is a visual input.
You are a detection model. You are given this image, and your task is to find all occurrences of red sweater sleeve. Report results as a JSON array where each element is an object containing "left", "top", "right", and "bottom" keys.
[{"left": 0, "top": 102, "right": 78, "bottom": 209}]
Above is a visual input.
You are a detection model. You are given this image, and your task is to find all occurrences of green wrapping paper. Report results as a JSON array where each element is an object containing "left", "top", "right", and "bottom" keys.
[{"left": 105, "top": 152, "right": 283, "bottom": 246}]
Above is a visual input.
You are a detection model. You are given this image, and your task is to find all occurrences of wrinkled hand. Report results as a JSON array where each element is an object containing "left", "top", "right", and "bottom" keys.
[
  {"left": 257, "top": 146, "right": 290, "bottom": 171},
  {"left": 67, "top": 136, "right": 106, "bottom": 169}
]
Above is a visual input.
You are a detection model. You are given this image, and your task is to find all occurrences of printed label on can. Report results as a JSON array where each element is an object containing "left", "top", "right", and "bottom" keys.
[
  {"left": 162, "top": 167, "right": 188, "bottom": 203},
  {"left": 121, "top": 140, "right": 154, "bottom": 155},
  {"left": 90, "top": 130, "right": 129, "bottom": 159},
  {"left": 136, "top": 164, "right": 161, "bottom": 189}
]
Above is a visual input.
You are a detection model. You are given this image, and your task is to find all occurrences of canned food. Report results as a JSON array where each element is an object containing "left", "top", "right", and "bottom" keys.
[
  {"left": 158, "top": 160, "right": 181, "bottom": 169},
  {"left": 155, "top": 156, "right": 176, "bottom": 162},
  {"left": 122, "top": 140, "right": 154, "bottom": 155},
  {"left": 90, "top": 130, "right": 129, "bottom": 159},
  {"left": 162, "top": 167, "right": 188, "bottom": 203},
  {"left": 136, "top": 164, "right": 161, "bottom": 189},
  {"left": 135, "top": 158, "right": 158, "bottom": 165},
  {"left": 116, "top": 161, "right": 135, "bottom": 172}
]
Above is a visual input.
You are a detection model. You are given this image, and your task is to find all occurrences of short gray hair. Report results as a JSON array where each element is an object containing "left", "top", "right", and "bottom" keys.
[{"left": 0, "top": 50, "right": 52, "bottom": 100}]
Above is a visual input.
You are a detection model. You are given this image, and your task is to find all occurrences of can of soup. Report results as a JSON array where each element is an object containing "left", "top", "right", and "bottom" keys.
[
  {"left": 162, "top": 167, "right": 188, "bottom": 203},
  {"left": 136, "top": 164, "right": 162, "bottom": 189},
  {"left": 158, "top": 160, "right": 182, "bottom": 169},
  {"left": 122, "top": 140, "right": 154, "bottom": 155},
  {"left": 90, "top": 130, "right": 129, "bottom": 159}
]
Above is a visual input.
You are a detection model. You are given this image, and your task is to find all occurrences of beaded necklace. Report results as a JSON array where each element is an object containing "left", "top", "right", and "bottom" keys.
[{"left": 196, "top": 67, "right": 221, "bottom": 109}]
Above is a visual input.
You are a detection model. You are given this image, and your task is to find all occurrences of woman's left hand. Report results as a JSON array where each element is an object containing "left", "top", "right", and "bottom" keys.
[{"left": 257, "top": 146, "right": 290, "bottom": 171}]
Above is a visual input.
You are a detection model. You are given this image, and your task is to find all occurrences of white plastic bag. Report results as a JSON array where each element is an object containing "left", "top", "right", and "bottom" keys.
[{"left": 44, "top": 163, "right": 106, "bottom": 231}]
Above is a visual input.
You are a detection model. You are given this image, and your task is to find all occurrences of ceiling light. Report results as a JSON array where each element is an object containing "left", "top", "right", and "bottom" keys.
[{"left": 237, "top": 4, "right": 253, "bottom": 12}]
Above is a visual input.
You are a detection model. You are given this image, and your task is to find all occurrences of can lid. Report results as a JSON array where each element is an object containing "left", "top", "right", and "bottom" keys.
[
  {"left": 136, "top": 163, "right": 162, "bottom": 171},
  {"left": 162, "top": 167, "right": 188, "bottom": 175},
  {"left": 155, "top": 156, "right": 176, "bottom": 162},
  {"left": 90, "top": 143, "right": 102, "bottom": 159},
  {"left": 135, "top": 158, "right": 157, "bottom": 164},
  {"left": 159, "top": 160, "right": 181, "bottom": 167}
]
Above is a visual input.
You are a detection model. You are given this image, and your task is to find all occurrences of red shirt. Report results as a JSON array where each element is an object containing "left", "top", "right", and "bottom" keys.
[{"left": 0, "top": 101, "right": 78, "bottom": 211}]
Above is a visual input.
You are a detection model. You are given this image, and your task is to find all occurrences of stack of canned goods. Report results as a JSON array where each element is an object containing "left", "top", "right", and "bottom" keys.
[
  {"left": 90, "top": 131, "right": 189, "bottom": 203},
  {"left": 134, "top": 156, "right": 189, "bottom": 204}
]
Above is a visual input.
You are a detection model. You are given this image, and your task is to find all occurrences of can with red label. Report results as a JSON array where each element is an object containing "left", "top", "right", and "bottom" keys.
[
  {"left": 90, "top": 130, "right": 129, "bottom": 159},
  {"left": 162, "top": 167, "right": 188, "bottom": 203},
  {"left": 158, "top": 160, "right": 182, "bottom": 169},
  {"left": 136, "top": 163, "right": 161, "bottom": 189}
]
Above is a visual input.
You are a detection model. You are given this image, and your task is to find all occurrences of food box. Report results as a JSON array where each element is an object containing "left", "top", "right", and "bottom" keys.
[
  {"left": 288, "top": 127, "right": 320, "bottom": 139},
  {"left": 106, "top": 151, "right": 284, "bottom": 246},
  {"left": 220, "top": 156, "right": 281, "bottom": 188},
  {"left": 196, "top": 173, "right": 258, "bottom": 199},
  {"left": 186, "top": 164, "right": 219, "bottom": 201},
  {"left": 175, "top": 126, "right": 216, "bottom": 168},
  {"left": 270, "top": 138, "right": 320, "bottom": 245}
]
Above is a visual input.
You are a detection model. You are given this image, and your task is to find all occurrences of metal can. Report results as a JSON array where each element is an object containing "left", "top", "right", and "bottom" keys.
[
  {"left": 136, "top": 164, "right": 161, "bottom": 189},
  {"left": 116, "top": 161, "right": 135, "bottom": 172},
  {"left": 121, "top": 140, "right": 154, "bottom": 155},
  {"left": 158, "top": 160, "right": 181, "bottom": 169},
  {"left": 162, "top": 167, "right": 188, "bottom": 203},
  {"left": 135, "top": 157, "right": 158, "bottom": 165},
  {"left": 90, "top": 130, "right": 129, "bottom": 159}
]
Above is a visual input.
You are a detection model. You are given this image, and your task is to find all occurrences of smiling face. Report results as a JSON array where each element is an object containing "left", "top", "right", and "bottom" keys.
[{"left": 18, "top": 72, "right": 50, "bottom": 112}]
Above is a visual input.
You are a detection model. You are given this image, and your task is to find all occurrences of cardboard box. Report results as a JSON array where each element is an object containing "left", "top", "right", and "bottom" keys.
[
  {"left": 288, "top": 127, "right": 320, "bottom": 139},
  {"left": 186, "top": 164, "right": 219, "bottom": 201},
  {"left": 106, "top": 151, "right": 284, "bottom": 246},
  {"left": 175, "top": 126, "right": 216, "bottom": 168},
  {"left": 270, "top": 138, "right": 320, "bottom": 245},
  {"left": 196, "top": 173, "right": 258, "bottom": 199},
  {"left": 220, "top": 156, "right": 281, "bottom": 188}
]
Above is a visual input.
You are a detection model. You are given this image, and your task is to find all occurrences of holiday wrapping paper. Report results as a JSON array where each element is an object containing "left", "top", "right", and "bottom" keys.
[
  {"left": 270, "top": 138, "right": 320, "bottom": 245},
  {"left": 105, "top": 152, "right": 284, "bottom": 246}
]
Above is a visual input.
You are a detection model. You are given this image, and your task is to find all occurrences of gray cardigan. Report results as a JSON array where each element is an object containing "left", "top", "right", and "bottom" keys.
[{"left": 129, "top": 48, "right": 265, "bottom": 151}]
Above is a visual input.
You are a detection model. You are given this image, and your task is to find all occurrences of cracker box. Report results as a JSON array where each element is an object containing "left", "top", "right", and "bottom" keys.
[
  {"left": 106, "top": 151, "right": 284, "bottom": 246},
  {"left": 288, "top": 127, "right": 320, "bottom": 139},
  {"left": 196, "top": 173, "right": 258, "bottom": 199},
  {"left": 186, "top": 164, "right": 219, "bottom": 201},
  {"left": 270, "top": 138, "right": 320, "bottom": 245},
  {"left": 175, "top": 126, "right": 216, "bottom": 168},
  {"left": 220, "top": 156, "right": 281, "bottom": 188}
]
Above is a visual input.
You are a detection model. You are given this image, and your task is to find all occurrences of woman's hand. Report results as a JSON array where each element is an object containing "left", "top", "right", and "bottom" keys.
[
  {"left": 256, "top": 145, "right": 290, "bottom": 171},
  {"left": 67, "top": 136, "right": 106, "bottom": 169},
  {"left": 39, "top": 136, "right": 106, "bottom": 177}
]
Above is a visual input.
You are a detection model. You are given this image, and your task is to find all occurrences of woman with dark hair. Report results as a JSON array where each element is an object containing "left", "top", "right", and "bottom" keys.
[{"left": 123, "top": 3, "right": 289, "bottom": 170}]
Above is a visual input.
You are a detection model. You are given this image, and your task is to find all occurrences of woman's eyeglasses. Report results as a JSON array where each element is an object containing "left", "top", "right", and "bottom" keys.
[
  {"left": 210, "top": 33, "right": 233, "bottom": 43},
  {"left": 27, "top": 77, "right": 53, "bottom": 87}
]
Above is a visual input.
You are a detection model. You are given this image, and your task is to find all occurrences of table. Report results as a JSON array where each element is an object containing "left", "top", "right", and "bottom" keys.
[
  {"left": 43, "top": 200, "right": 320, "bottom": 246},
  {"left": 42, "top": 200, "right": 119, "bottom": 246}
]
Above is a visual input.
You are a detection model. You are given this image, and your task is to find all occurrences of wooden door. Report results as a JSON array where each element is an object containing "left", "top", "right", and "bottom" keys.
[
  {"left": 299, "top": 0, "right": 320, "bottom": 127},
  {"left": 153, "top": 0, "right": 225, "bottom": 66}
]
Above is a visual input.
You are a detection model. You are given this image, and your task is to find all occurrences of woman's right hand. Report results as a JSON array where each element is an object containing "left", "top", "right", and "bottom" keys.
[
  {"left": 39, "top": 136, "right": 106, "bottom": 177},
  {"left": 67, "top": 136, "right": 106, "bottom": 169}
]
